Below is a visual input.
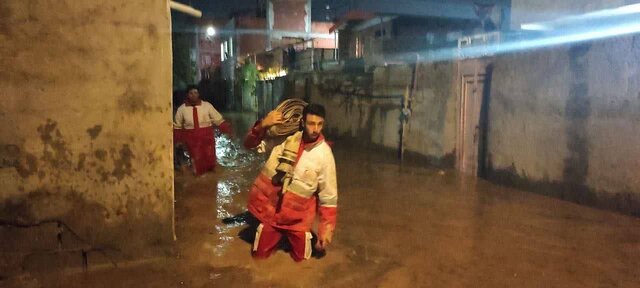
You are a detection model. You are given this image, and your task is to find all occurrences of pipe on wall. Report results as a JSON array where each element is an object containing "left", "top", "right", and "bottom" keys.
[{"left": 170, "top": 1, "right": 202, "bottom": 18}]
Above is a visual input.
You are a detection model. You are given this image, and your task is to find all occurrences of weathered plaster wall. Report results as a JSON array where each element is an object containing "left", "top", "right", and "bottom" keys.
[
  {"left": 488, "top": 35, "right": 640, "bottom": 215},
  {"left": 0, "top": 0, "right": 174, "bottom": 254},
  {"left": 286, "top": 62, "right": 458, "bottom": 166},
  {"left": 489, "top": 50, "right": 570, "bottom": 183},
  {"left": 404, "top": 62, "right": 458, "bottom": 165},
  {"left": 292, "top": 72, "right": 398, "bottom": 146}
]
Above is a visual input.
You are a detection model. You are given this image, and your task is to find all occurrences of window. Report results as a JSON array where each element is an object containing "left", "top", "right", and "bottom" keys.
[
  {"left": 221, "top": 39, "right": 233, "bottom": 61},
  {"left": 355, "top": 36, "right": 364, "bottom": 58}
]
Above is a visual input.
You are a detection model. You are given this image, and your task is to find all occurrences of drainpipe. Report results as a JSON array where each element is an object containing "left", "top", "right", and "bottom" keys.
[
  {"left": 334, "top": 31, "right": 339, "bottom": 61},
  {"left": 267, "top": 0, "right": 274, "bottom": 50},
  {"left": 305, "top": 0, "right": 312, "bottom": 37},
  {"left": 305, "top": 0, "right": 312, "bottom": 69},
  {"left": 169, "top": 1, "right": 202, "bottom": 18},
  {"left": 310, "top": 40, "right": 315, "bottom": 70},
  {"left": 400, "top": 54, "right": 419, "bottom": 161}
]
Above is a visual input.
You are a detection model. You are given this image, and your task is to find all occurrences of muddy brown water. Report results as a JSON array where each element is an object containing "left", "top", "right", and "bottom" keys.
[{"left": 5, "top": 112, "right": 640, "bottom": 287}]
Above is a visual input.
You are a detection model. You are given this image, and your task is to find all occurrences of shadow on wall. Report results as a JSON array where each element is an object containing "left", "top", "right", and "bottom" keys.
[
  {"left": 484, "top": 42, "right": 640, "bottom": 217},
  {"left": 486, "top": 162, "right": 640, "bottom": 217}
]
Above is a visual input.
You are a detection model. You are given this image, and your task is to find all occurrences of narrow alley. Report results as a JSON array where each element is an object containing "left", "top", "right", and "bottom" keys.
[
  {"left": 5, "top": 113, "right": 639, "bottom": 287},
  {"left": 3, "top": 1, "right": 640, "bottom": 287}
]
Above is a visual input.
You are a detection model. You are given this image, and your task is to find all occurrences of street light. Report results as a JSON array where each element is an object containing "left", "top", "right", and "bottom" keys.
[{"left": 206, "top": 26, "right": 216, "bottom": 37}]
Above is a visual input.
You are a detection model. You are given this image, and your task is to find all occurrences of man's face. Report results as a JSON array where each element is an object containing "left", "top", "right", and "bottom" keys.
[
  {"left": 303, "top": 114, "right": 324, "bottom": 142},
  {"left": 187, "top": 88, "right": 200, "bottom": 103}
]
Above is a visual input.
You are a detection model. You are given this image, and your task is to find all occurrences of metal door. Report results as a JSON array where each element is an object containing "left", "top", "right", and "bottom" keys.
[{"left": 457, "top": 59, "right": 489, "bottom": 176}]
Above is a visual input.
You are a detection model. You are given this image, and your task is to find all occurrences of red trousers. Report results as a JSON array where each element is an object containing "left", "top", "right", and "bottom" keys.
[
  {"left": 252, "top": 223, "right": 312, "bottom": 262},
  {"left": 174, "top": 127, "right": 216, "bottom": 175}
]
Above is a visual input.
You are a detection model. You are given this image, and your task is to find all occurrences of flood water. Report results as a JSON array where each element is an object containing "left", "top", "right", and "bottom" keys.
[
  {"left": 13, "top": 112, "right": 640, "bottom": 287},
  {"left": 171, "top": 112, "right": 640, "bottom": 287}
]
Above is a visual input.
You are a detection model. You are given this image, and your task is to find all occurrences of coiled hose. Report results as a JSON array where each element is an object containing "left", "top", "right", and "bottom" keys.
[{"left": 268, "top": 98, "right": 308, "bottom": 136}]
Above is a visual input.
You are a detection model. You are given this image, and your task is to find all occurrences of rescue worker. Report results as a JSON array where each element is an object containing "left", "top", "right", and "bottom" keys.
[
  {"left": 174, "top": 85, "right": 232, "bottom": 175},
  {"left": 247, "top": 104, "right": 337, "bottom": 262},
  {"left": 244, "top": 98, "right": 307, "bottom": 154}
]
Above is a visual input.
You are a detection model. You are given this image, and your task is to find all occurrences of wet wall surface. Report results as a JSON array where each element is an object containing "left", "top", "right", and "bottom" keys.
[
  {"left": 0, "top": 0, "right": 174, "bottom": 258},
  {"left": 489, "top": 36, "right": 640, "bottom": 216},
  {"left": 286, "top": 64, "right": 457, "bottom": 170},
  {"left": 5, "top": 112, "right": 639, "bottom": 287}
]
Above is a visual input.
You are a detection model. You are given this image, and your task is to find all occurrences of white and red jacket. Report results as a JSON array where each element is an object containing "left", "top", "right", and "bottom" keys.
[
  {"left": 174, "top": 100, "right": 227, "bottom": 129},
  {"left": 173, "top": 100, "right": 231, "bottom": 175},
  {"left": 247, "top": 133, "right": 338, "bottom": 240}
]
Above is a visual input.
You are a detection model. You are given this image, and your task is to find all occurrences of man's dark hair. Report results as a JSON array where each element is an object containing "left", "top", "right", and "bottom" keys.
[
  {"left": 186, "top": 84, "right": 199, "bottom": 92},
  {"left": 302, "top": 103, "right": 326, "bottom": 119}
]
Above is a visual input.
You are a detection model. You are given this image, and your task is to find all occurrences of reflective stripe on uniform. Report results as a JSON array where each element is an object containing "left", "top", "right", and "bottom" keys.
[
  {"left": 304, "top": 232, "right": 313, "bottom": 260},
  {"left": 318, "top": 193, "right": 338, "bottom": 206},
  {"left": 252, "top": 224, "right": 264, "bottom": 252},
  {"left": 287, "top": 180, "right": 316, "bottom": 198},
  {"left": 261, "top": 166, "right": 277, "bottom": 178}
]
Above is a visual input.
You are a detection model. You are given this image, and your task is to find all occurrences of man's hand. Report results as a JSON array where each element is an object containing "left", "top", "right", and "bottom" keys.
[
  {"left": 314, "top": 229, "right": 333, "bottom": 251},
  {"left": 260, "top": 111, "right": 284, "bottom": 128},
  {"left": 218, "top": 121, "right": 233, "bottom": 137}
]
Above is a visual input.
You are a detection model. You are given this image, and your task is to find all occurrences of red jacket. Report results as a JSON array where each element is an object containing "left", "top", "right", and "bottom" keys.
[{"left": 247, "top": 133, "right": 337, "bottom": 239}]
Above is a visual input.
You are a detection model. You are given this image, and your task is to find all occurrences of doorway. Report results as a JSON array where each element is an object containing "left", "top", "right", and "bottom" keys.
[{"left": 456, "top": 58, "right": 492, "bottom": 176}]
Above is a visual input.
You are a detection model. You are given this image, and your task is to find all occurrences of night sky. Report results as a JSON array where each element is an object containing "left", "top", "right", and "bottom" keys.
[{"left": 175, "top": 0, "right": 338, "bottom": 21}]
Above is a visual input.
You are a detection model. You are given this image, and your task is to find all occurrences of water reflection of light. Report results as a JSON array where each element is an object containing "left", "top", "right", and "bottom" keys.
[
  {"left": 215, "top": 133, "right": 256, "bottom": 168},
  {"left": 214, "top": 222, "right": 235, "bottom": 256},
  {"left": 213, "top": 179, "right": 244, "bottom": 256},
  {"left": 216, "top": 180, "right": 240, "bottom": 219},
  {"left": 210, "top": 130, "right": 264, "bottom": 256}
]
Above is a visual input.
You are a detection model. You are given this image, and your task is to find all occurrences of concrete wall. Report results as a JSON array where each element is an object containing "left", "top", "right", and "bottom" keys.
[
  {"left": 403, "top": 62, "right": 458, "bottom": 165},
  {"left": 286, "top": 30, "right": 640, "bottom": 217},
  {"left": 286, "top": 61, "right": 458, "bottom": 166},
  {"left": 307, "top": 70, "right": 399, "bottom": 147},
  {"left": 273, "top": 0, "right": 306, "bottom": 32},
  {"left": 488, "top": 35, "right": 640, "bottom": 215},
  {"left": 362, "top": 21, "right": 393, "bottom": 69},
  {"left": 345, "top": 21, "right": 393, "bottom": 69},
  {"left": 296, "top": 48, "right": 335, "bottom": 71},
  {"left": 0, "top": 0, "right": 174, "bottom": 256},
  {"left": 312, "top": 22, "right": 337, "bottom": 49},
  {"left": 236, "top": 16, "right": 268, "bottom": 56}
]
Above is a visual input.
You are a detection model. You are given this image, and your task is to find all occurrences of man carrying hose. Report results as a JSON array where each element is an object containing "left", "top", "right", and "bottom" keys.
[
  {"left": 243, "top": 98, "right": 307, "bottom": 153},
  {"left": 246, "top": 104, "right": 338, "bottom": 262},
  {"left": 243, "top": 109, "right": 284, "bottom": 151}
]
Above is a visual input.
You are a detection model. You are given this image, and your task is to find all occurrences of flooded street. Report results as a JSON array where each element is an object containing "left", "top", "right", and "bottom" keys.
[
  {"left": 6, "top": 0, "right": 640, "bottom": 287},
  {"left": 179, "top": 112, "right": 640, "bottom": 287},
  {"left": 11, "top": 112, "right": 640, "bottom": 287}
]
